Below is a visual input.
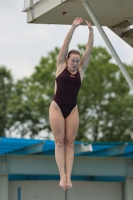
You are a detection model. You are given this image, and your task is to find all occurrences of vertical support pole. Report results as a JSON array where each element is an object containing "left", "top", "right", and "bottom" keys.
[
  {"left": 125, "top": 159, "right": 133, "bottom": 200},
  {"left": 65, "top": 190, "right": 67, "bottom": 200},
  {"left": 81, "top": 0, "right": 133, "bottom": 91},
  {"left": 125, "top": 177, "right": 133, "bottom": 200},
  {"left": 18, "top": 187, "right": 21, "bottom": 200},
  {"left": 30, "top": 0, "right": 33, "bottom": 6},
  {"left": 0, "top": 156, "right": 8, "bottom": 200}
]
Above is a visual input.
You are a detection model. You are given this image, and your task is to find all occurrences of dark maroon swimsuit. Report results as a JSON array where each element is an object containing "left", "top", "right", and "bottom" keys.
[{"left": 53, "top": 67, "right": 81, "bottom": 118}]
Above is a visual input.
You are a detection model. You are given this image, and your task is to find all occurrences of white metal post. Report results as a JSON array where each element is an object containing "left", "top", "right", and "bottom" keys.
[
  {"left": 81, "top": 0, "right": 133, "bottom": 91},
  {"left": 125, "top": 177, "right": 133, "bottom": 200},
  {"left": 0, "top": 156, "right": 8, "bottom": 200}
]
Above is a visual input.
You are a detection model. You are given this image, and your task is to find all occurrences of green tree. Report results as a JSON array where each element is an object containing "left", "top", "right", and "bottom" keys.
[
  {"left": 7, "top": 47, "right": 59, "bottom": 138},
  {"left": 0, "top": 66, "right": 13, "bottom": 136},
  {"left": 77, "top": 45, "right": 133, "bottom": 142},
  {"left": 3, "top": 46, "right": 133, "bottom": 141}
]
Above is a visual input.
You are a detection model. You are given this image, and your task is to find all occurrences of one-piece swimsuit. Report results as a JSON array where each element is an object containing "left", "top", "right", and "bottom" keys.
[{"left": 53, "top": 67, "right": 81, "bottom": 118}]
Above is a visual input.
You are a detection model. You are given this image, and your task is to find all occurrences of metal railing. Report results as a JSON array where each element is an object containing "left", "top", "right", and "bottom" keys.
[
  {"left": 23, "top": 0, "right": 40, "bottom": 10},
  {"left": 23, "top": 0, "right": 67, "bottom": 11}
]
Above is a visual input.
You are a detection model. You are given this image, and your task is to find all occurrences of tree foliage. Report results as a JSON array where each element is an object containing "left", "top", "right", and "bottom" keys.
[
  {"left": 0, "top": 46, "right": 133, "bottom": 141},
  {"left": 77, "top": 45, "right": 133, "bottom": 142},
  {"left": 6, "top": 47, "right": 59, "bottom": 138},
  {"left": 0, "top": 66, "right": 13, "bottom": 136}
]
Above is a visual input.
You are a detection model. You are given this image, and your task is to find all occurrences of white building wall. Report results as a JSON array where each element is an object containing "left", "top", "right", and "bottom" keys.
[
  {"left": 68, "top": 181, "right": 122, "bottom": 200},
  {"left": 9, "top": 181, "right": 64, "bottom": 200},
  {"left": 9, "top": 180, "right": 122, "bottom": 200}
]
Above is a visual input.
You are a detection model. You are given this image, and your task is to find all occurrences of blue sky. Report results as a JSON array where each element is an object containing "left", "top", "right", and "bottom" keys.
[{"left": 0, "top": 0, "right": 133, "bottom": 80}]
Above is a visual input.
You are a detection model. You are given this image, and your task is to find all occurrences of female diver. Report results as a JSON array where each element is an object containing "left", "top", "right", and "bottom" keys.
[{"left": 49, "top": 17, "right": 94, "bottom": 190}]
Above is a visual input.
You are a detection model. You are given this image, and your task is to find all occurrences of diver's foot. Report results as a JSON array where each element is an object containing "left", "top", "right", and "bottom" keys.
[
  {"left": 66, "top": 177, "right": 73, "bottom": 190},
  {"left": 59, "top": 175, "right": 67, "bottom": 190}
]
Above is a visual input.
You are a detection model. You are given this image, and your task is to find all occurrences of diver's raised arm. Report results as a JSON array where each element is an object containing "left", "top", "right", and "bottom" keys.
[
  {"left": 57, "top": 17, "right": 83, "bottom": 66},
  {"left": 80, "top": 21, "right": 94, "bottom": 71}
]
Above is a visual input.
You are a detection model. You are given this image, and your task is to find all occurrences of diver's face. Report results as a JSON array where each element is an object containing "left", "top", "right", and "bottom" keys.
[{"left": 67, "top": 54, "right": 80, "bottom": 71}]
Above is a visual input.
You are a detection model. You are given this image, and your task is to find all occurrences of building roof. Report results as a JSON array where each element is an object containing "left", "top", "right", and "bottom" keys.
[{"left": 0, "top": 137, "right": 133, "bottom": 158}]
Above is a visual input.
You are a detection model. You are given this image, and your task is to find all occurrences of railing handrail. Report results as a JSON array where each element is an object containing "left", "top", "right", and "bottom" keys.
[{"left": 23, "top": 0, "right": 44, "bottom": 12}]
